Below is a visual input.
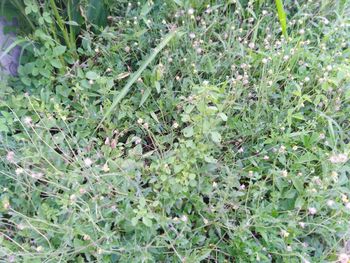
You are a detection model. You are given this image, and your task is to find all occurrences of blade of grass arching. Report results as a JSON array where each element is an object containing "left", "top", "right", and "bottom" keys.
[
  {"left": 0, "top": 38, "right": 27, "bottom": 61},
  {"left": 275, "top": 0, "right": 288, "bottom": 37},
  {"left": 95, "top": 30, "right": 181, "bottom": 132}
]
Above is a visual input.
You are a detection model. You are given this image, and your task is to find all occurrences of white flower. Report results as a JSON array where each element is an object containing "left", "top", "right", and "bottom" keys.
[
  {"left": 6, "top": 151, "right": 15, "bottom": 163},
  {"left": 172, "top": 122, "right": 179, "bottom": 129},
  {"left": 102, "top": 163, "right": 110, "bottom": 172},
  {"left": 329, "top": 153, "right": 348, "bottom": 164},
  {"left": 212, "top": 181, "right": 218, "bottom": 188},
  {"left": 308, "top": 207, "right": 317, "bottom": 215},
  {"left": 31, "top": 172, "right": 43, "bottom": 180},
  {"left": 137, "top": 118, "right": 143, "bottom": 124},
  {"left": 23, "top": 116, "right": 32, "bottom": 126},
  {"left": 346, "top": 203, "right": 350, "bottom": 209},
  {"left": 326, "top": 65, "right": 332, "bottom": 71},
  {"left": 248, "top": 42, "right": 255, "bottom": 49},
  {"left": 88, "top": 80, "right": 94, "bottom": 85},
  {"left": 327, "top": 200, "right": 335, "bottom": 207},
  {"left": 188, "top": 8, "right": 194, "bottom": 15},
  {"left": 281, "top": 230, "right": 289, "bottom": 238},
  {"left": 181, "top": 215, "right": 188, "bottom": 222},
  {"left": 338, "top": 253, "right": 350, "bottom": 263},
  {"left": 299, "top": 222, "right": 305, "bottom": 228},
  {"left": 262, "top": 58, "right": 268, "bottom": 64},
  {"left": 15, "top": 168, "right": 24, "bottom": 175},
  {"left": 299, "top": 29, "right": 305, "bottom": 35},
  {"left": 189, "top": 33, "right": 196, "bottom": 39},
  {"left": 281, "top": 170, "right": 288, "bottom": 177},
  {"left": 84, "top": 158, "right": 93, "bottom": 167}
]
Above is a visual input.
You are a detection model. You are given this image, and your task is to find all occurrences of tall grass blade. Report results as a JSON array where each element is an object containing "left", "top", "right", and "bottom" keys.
[
  {"left": 96, "top": 30, "right": 181, "bottom": 131},
  {"left": 275, "top": 0, "right": 287, "bottom": 37}
]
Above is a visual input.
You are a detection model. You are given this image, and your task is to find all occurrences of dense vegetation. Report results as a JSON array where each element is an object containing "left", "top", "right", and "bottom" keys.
[{"left": 1, "top": 0, "right": 350, "bottom": 262}]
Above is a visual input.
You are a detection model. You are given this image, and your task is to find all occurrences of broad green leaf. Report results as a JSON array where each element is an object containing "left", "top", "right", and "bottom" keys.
[
  {"left": 86, "top": 71, "right": 99, "bottom": 80},
  {"left": 50, "top": 59, "right": 63, "bottom": 68},
  {"left": 183, "top": 126, "right": 194, "bottom": 138},
  {"left": 142, "top": 217, "right": 153, "bottom": 227},
  {"left": 211, "top": 131, "right": 221, "bottom": 143},
  {"left": 53, "top": 45, "right": 67, "bottom": 56}
]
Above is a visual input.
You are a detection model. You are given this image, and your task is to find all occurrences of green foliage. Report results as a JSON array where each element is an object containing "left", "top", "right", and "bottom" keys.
[
  {"left": 1, "top": 0, "right": 350, "bottom": 262},
  {"left": 275, "top": 0, "right": 287, "bottom": 37}
]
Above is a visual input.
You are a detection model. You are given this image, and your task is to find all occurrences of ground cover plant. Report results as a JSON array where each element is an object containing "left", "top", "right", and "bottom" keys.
[{"left": 1, "top": 0, "right": 350, "bottom": 262}]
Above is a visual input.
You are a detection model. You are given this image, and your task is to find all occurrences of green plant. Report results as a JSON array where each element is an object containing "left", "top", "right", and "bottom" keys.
[{"left": 1, "top": 0, "right": 350, "bottom": 262}]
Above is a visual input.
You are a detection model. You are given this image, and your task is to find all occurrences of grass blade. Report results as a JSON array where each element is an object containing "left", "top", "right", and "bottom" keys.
[
  {"left": 96, "top": 30, "right": 181, "bottom": 131},
  {"left": 275, "top": 0, "right": 288, "bottom": 37}
]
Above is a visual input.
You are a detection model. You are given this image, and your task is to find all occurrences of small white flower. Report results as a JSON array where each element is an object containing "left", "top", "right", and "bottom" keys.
[
  {"left": 262, "top": 58, "right": 268, "bottom": 64},
  {"left": 263, "top": 155, "right": 269, "bottom": 160},
  {"left": 212, "top": 181, "right": 218, "bottom": 188},
  {"left": 281, "top": 230, "right": 289, "bottom": 238},
  {"left": 326, "top": 65, "right": 332, "bottom": 71},
  {"left": 304, "top": 76, "right": 310, "bottom": 82},
  {"left": 6, "top": 151, "right": 15, "bottom": 163},
  {"left": 299, "top": 222, "right": 305, "bottom": 228},
  {"left": 70, "top": 194, "right": 77, "bottom": 202},
  {"left": 31, "top": 172, "right": 43, "bottom": 180},
  {"left": 94, "top": 48, "right": 99, "bottom": 53},
  {"left": 189, "top": 33, "right": 196, "bottom": 39},
  {"left": 299, "top": 29, "right": 305, "bottom": 35},
  {"left": 15, "top": 168, "right": 24, "bottom": 175},
  {"left": 137, "top": 118, "right": 143, "bottom": 125},
  {"left": 203, "top": 218, "right": 209, "bottom": 224},
  {"left": 88, "top": 80, "right": 94, "bottom": 85},
  {"left": 319, "top": 133, "right": 325, "bottom": 139},
  {"left": 102, "top": 163, "right": 110, "bottom": 172},
  {"left": 329, "top": 153, "right": 348, "bottom": 164},
  {"left": 84, "top": 158, "right": 93, "bottom": 167},
  {"left": 143, "top": 123, "right": 149, "bottom": 129},
  {"left": 172, "top": 122, "right": 179, "bottom": 129},
  {"left": 181, "top": 215, "right": 188, "bottom": 222},
  {"left": 188, "top": 8, "right": 194, "bottom": 15},
  {"left": 308, "top": 207, "right": 317, "bottom": 215},
  {"left": 338, "top": 253, "right": 350, "bottom": 263},
  {"left": 248, "top": 42, "right": 255, "bottom": 49},
  {"left": 346, "top": 203, "right": 350, "bottom": 209},
  {"left": 124, "top": 46, "right": 130, "bottom": 53},
  {"left": 327, "top": 200, "right": 335, "bottom": 207},
  {"left": 23, "top": 116, "right": 32, "bottom": 126},
  {"left": 281, "top": 170, "right": 288, "bottom": 177}
]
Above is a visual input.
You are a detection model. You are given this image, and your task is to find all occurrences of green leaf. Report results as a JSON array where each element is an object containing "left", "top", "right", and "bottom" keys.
[
  {"left": 139, "top": 88, "right": 151, "bottom": 107},
  {"left": 210, "top": 131, "right": 221, "bottom": 143},
  {"left": 142, "top": 217, "right": 153, "bottom": 227},
  {"left": 87, "top": 0, "right": 108, "bottom": 28},
  {"left": 53, "top": 45, "right": 67, "bottom": 56},
  {"left": 50, "top": 59, "right": 63, "bottom": 68},
  {"left": 275, "top": 0, "right": 288, "bottom": 37},
  {"left": 86, "top": 71, "right": 99, "bottom": 80},
  {"left": 183, "top": 126, "right": 194, "bottom": 138},
  {"left": 291, "top": 177, "right": 304, "bottom": 193},
  {"left": 131, "top": 217, "right": 139, "bottom": 226}
]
